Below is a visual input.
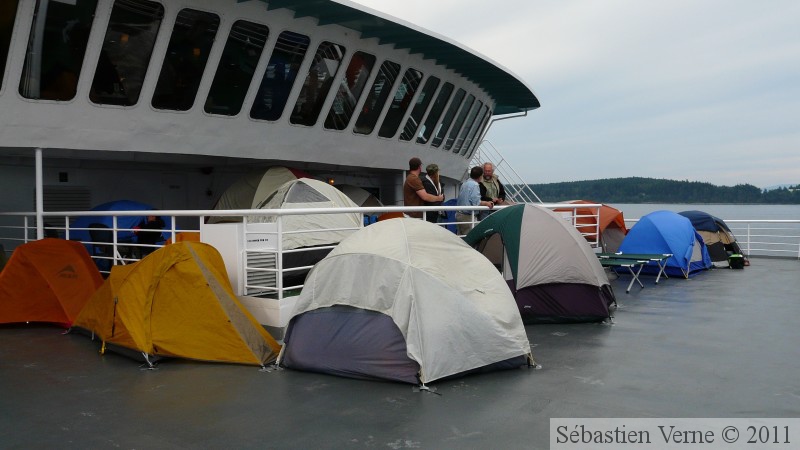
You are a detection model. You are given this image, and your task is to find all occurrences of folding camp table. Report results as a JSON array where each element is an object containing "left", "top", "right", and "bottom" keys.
[
  {"left": 598, "top": 258, "right": 648, "bottom": 293},
  {"left": 598, "top": 253, "right": 673, "bottom": 284}
]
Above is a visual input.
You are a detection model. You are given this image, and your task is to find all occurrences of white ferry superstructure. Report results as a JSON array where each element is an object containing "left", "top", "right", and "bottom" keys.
[{"left": 0, "top": 0, "right": 540, "bottom": 215}]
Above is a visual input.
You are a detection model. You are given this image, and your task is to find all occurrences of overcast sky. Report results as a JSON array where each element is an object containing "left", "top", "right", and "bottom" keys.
[{"left": 352, "top": 0, "right": 800, "bottom": 188}]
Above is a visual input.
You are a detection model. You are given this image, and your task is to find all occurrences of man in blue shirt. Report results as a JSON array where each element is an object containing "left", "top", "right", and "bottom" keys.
[{"left": 456, "top": 166, "right": 494, "bottom": 235}]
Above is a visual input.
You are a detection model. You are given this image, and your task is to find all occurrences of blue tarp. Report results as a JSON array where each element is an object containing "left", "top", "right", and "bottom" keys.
[{"left": 619, "top": 210, "right": 712, "bottom": 278}]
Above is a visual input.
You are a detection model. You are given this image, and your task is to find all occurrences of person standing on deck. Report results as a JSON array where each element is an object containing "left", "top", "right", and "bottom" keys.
[
  {"left": 456, "top": 166, "right": 493, "bottom": 235},
  {"left": 404, "top": 157, "right": 444, "bottom": 219},
  {"left": 479, "top": 162, "right": 509, "bottom": 219},
  {"left": 421, "top": 163, "right": 444, "bottom": 224}
]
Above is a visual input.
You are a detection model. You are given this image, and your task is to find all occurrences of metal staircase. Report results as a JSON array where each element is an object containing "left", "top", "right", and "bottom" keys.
[{"left": 469, "top": 140, "right": 543, "bottom": 204}]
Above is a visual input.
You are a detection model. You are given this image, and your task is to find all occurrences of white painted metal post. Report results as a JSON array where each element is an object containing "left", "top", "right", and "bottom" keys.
[
  {"left": 276, "top": 215, "right": 283, "bottom": 300},
  {"left": 747, "top": 224, "right": 751, "bottom": 256},
  {"left": 35, "top": 148, "right": 44, "bottom": 240}
]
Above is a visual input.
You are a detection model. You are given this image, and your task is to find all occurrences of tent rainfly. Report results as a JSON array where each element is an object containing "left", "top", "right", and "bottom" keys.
[
  {"left": 336, "top": 184, "right": 382, "bottom": 208},
  {"left": 619, "top": 210, "right": 713, "bottom": 278},
  {"left": 73, "top": 242, "right": 281, "bottom": 367},
  {"left": 464, "top": 204, "right": 616, "bottom": 324},
  {"left": 0, "top": 239, "right": 102, "bottom": 326},
  {"left": 554, "top": 200, "right": 628, "bottom": 252},
  {"left": 248, "top": 178, "right": 362, "bottom": 250},
  {"left": 678, "top": 210, "right": 745, "bottom": 268},
  {"left": 246, "top": 178, "right": 363, "bottom": 286},
  {"left": 208, "top": 166, "right": 310, "bottom": 223},
  {"left": 279, "top": 218, "right": 533, "bottom": 385}
]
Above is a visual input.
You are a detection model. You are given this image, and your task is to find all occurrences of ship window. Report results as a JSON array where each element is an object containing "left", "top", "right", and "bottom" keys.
[
  {"left": 324, "top": 51, "right": 375, "bottom": 130},
  {"left": 378, "top": 68, "right": 422, "bottom": 138},
  {"left": 444, "top": 94, "right": 474, "bottom": 150},
  {"left": 416, "top": 82, "right": 453, "bottom": 145},
  {"left": 250, "top": 31, "right": 310, "bottom": 121},
  {"left": 458, "top": 101, "right": 485, "bottom": 155},
  {"left": 204, "top": 20, "right": 269, "bottom": 116},
  {"left": 19, "top": 0, "right": 99, "bottom": 101},
  {"left": 399, "top": 76, "right": 439, "bottom": 141},
  {"left": 1, "top": 0, "right": 20, "bottom": 88},
  {"left": 290, "top": 41, "right": 346, "bottom": 127},
  {"left": 466, "top": 108, "right": 492, "bottom": 158},
  {"left": 152, "top": 9, "right": 219, "bottom": 111},
  {"left": 353, "top": 60, "right": 400, "bottom": 135},
  {"left": 431, "top": 88, "right": 465, "bottom": 148},
  {"left": 89, "top": 0, "right": 163, "bottom": 106}
]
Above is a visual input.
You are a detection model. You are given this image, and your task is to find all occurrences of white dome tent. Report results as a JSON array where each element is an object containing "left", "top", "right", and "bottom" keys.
[{"left": 279, "top": 218, "right": 534, "bottom": 385}]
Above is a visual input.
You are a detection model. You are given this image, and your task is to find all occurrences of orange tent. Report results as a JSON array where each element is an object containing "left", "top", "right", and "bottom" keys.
[
  {"left": 0, "top": 239, "right": 103, "bottom": 326},
  {"left": 555, "top": 200, "right": 628, "bottom": 252}
]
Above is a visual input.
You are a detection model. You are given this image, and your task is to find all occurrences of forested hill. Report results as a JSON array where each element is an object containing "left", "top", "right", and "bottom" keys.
[{"left": 522, "top": 177, "right": 800, "bottom": 204}]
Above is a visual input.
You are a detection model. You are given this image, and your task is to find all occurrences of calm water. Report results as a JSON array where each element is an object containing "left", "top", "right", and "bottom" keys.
[{"left": 612, "top": 203, "right": 800, "bottom": 221}]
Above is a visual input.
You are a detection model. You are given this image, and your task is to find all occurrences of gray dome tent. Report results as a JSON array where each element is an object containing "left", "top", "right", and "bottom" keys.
[
  {"left": 208, "top": 166, "right": 309, "bottom": 224},
  {"left": 247, "top": 178, "right": 363, "bottom": 286},
  {"left": 279, "top": 218, "right": 533, "bottom": 384}
]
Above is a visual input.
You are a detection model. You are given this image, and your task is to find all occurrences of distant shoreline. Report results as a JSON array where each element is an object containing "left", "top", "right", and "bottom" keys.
[{"left": 519, "top": 177, "right": 799, "bottom": 205}]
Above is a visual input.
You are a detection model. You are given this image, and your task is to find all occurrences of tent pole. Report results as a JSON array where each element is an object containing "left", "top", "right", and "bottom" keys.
[{"left": 35, "top": 148, "right": 44, "bottom": 240}]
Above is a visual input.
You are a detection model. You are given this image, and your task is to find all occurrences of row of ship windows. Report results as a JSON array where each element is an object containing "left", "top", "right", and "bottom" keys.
[{"left": 0, "top": 0, "right": 492, "bottom": 157}]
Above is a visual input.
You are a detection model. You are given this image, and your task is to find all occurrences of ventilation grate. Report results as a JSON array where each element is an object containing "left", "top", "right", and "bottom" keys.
[
  {"left": 37, "top": 186, "right": 92, "bottom": 228},
  {"left": 245, "top": 252, "right": 277, "bottom": 297}
]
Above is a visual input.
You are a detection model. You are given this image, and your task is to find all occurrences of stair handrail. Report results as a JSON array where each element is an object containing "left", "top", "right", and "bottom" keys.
[{"left": 469, "top": 140, "right": 543, "bottom": 204}]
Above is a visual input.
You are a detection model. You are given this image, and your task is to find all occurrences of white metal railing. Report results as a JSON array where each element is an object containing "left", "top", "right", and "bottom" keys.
[
  {"left": 726, "top": 220, "right": 800, "bottom": 259},
  {"left": 0, "top": 203, "right": 601, "bottom": 300}
]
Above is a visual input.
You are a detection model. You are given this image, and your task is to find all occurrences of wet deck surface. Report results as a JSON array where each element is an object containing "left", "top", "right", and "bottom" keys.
[{"left": 2, "top": 258, "right": 800, "bottom": 449}]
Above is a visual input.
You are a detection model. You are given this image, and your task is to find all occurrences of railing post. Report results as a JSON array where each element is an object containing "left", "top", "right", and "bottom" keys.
[
  {"left": 747, "top": 224, "right": 751, "bottom": 256},
  {"left": 276, "top": 214, "right": 283, "bottom": 300},
  {"left": 112, "top": 216, "right": 119, "bottom": 266}
]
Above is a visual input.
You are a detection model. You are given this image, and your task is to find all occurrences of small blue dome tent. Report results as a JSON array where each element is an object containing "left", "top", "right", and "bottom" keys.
[{"left": 619, "top": 210, "right": 712, "bottom": 278}]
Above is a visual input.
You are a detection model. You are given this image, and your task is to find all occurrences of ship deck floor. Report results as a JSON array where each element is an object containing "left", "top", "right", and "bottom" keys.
[{"left": 2, "top": 258, "right": 799, "bottom": 449}]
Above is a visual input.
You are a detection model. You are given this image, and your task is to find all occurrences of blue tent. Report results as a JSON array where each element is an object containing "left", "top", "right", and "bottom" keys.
[
  {"left": 67, "top": 200, "right": 170, "bottom": 244},
  {"left": 619, "top": 210, "right": 712, "bottom": 278},
  {"left": 678, "top": 210, "right": 744, "bottom": 267},
  {"left": 678, "top": 210, "right": 731, "bottom": 233}
]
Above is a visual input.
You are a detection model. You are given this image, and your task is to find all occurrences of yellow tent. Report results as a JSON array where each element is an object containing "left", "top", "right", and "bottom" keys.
[{"left": 74, "top": 242, "right": 280, "bottom": 367}]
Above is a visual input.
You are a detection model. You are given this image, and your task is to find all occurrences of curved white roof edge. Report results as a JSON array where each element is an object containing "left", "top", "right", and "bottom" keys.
[{"left": 260, "top": 0, "right": 540, "bottom": 114}]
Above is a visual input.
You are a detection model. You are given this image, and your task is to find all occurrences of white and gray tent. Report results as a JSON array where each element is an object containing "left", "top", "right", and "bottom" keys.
[
  {"left": 464, "top": 204, "right": 616, "bottom": 324},
  {"left": 247, "top": 178, "right": 362, "bottom": 286},
  {"left": 208, "top": 166, "right": 309, "bottom": 223},
  {"left": 336, "top": 184, "right": 383, "bottom": 207},
  {"left": 248, "top": 178, "right": 362, "bottom": 250},
  {"left": 279, "top": 218, "right": 533, "bottom": 385}
]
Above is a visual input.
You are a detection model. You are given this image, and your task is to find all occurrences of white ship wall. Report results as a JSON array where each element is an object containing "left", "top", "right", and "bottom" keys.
[{"left": 1, "top": 0, "right": 497, "bottom": 204}]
